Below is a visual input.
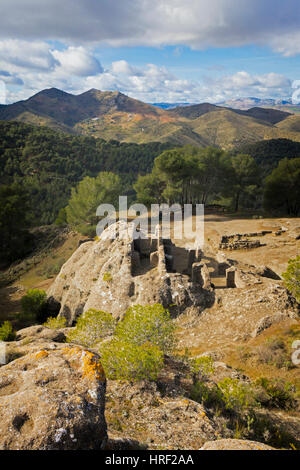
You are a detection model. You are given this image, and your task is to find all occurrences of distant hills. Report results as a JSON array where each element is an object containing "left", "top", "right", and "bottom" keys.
[
  {"left": 219, "top": 97, "right": 300, "bottom": 114},
  {"left": 2, "top": 88, "right": 300, "bottom": 149}
]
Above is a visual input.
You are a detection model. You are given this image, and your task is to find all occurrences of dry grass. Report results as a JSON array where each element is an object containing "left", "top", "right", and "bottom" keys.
[
  {"left": 0, "top": 230, "right": 83, "bottom": 328},
  {"left": 224, "top": 322, "right": 300, "bottom": 392}
]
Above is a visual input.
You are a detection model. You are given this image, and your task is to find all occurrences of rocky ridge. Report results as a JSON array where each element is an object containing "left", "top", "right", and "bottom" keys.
[{"left": 47, "top": 222, "right": 213, "bottom": 325}]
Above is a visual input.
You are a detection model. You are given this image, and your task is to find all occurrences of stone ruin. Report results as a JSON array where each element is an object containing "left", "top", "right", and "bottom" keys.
[
  {"left": 46, "top": 221, "right": 295, "bottom": 326},
  {"left": 47, "top": 222, "right": 214, "bottom": 325},
  {"left": 215, "top": 250, "right": 283, "bottom": 290},
  {"left": 131, "top": 224, "right": 208, "bottom": 284},
  {"left": 219, "top": 232, "right": 270, "bottom": 250}
]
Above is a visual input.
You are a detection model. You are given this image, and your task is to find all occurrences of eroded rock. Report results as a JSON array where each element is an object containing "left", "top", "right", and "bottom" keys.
[
  {"left": 0, "top": 345, "right": 107, "bottom": 450},
  {"left": 201, "top": 439, "right": 275, "bottom": 450},
  {"left": 48, "top": 222, "right": 213, "bottom": 325}
]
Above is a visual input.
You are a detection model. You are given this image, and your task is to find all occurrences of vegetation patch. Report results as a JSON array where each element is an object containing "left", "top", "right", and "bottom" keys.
[{"left": 0, "top": 321, "right": 16, "bottom": 341}]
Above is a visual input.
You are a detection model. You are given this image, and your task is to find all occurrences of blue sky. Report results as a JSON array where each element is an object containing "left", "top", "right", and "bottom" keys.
[
  {"left": 96, "top": 44, "right": 300, "bottom": 81},
  {"left": 1, "top": 0, "right": 300, "bottom": 104}
]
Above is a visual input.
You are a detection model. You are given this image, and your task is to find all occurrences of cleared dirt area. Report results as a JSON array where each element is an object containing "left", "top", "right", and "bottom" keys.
[
  {"left": 203, "top": 215, "right": 299, "bottom": 277},
  {"left": 171, "top": 214, "right": 299, "bottom": 276},
  {"left": 169, "top": 214, "right": 300, "bottom": 391}
]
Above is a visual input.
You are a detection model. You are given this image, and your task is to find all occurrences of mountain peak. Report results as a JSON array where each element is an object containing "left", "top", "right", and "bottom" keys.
[{"left": 33, "top": 87, "right": 72, "bottom": 98}]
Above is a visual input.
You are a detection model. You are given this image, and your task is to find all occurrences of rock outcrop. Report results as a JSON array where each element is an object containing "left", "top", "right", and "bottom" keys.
[
  {"left": 47, "top": 222, "right": 213, "bottom": 325},
  {"left": 15, "top": 325, "right": 67, "bottom": 343},
  {"left": 0, "top": 344, "right": 107, "bottom": 449},
  {"left": 200, "top": 439, "right": 275, "bottom": 450}
]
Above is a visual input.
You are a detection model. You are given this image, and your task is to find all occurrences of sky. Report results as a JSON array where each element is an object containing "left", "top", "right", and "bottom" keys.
[{"left": 1, "top": 0, "right": 300, "bottom": 104}]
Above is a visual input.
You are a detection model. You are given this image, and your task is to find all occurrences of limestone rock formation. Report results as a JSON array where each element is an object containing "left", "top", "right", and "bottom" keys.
[
  {"left": 0, "top": 344, "right": 107, "bottom": 450},
  {"left": 15, "top": 325, "right": 67, "bottom": 343},
  {"left": 200, "top": 439, "right": 275, "bottom": 450},
  {"left": 251, "top": 312, "right": 297, "bottom": 337},
  {"left": 47, "top": 222, "right": 213, "bottom": 325},
  {"left": 4, "top": 325, "right": 70, "bottom": 365}
]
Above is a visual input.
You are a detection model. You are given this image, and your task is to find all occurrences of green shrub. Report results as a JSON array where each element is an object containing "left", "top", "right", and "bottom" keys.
[
  {"left": 189, "top": 381, "right": 224, "bottom": 412},
  {"left": 43, "top": 316, "right": 67, "bottom": 329},
  {"left": 99, "top": 338, "right": 164, "bottom": 381},
  {"left": 116, "top": 304, "right": 176, "bottom": 354},
  {"left": 0, "top": 321, "right": 16, "bottom": 341},
  {"left": 248, "top": 414, "right": 300, "bottom": 450},
  {"left": 256, "top": 377, "right": 297, "bottom": 410},
  {"left": 20, "top": 289, "right": 47, "bottom": 324},
  {"left": 217, "top": 377, "right": 255, "bottom": 413},
  {"left": 67, "top": 309, "right": 116, "bottom": 348},
  {"left": 68, "top": 304, "right": 175, "bottom": 382},
  {"left": 282, "top": 256, "right": 300, "bottom": 303},
  {"left": 190, "top": 356, "right": 215, "bottom": 381},
  {"left": 257, "top": 338, "right": 293, "bottom": 369}
]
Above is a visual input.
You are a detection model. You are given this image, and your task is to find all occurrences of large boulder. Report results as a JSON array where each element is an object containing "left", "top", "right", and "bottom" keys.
[
  {"left": 4, "top": 325, "right": 69, "bottom": 364},
  {"left": 201, "top": 439, "right": 275, "bottom": 450},
  {"left": 47, "top": 222, "right": 212, "bottom": 325},
  {"left": 15, "top": 325, "right": 67, "bottom": 343},
  {"left": 0, "top": 345, "right": 107, "bottom": 449}
]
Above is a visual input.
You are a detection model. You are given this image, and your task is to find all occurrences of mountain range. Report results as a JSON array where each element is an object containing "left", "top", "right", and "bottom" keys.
[
  {"left": 218, "top": 97, "right": 300, "bottom": 113},
  {"left": 2, "top": 88, "right": 300, "bottom": 149}
]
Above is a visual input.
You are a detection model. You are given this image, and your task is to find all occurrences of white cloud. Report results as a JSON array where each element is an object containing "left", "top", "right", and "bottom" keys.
[
  {"left": 270, "top": 32, "right": 300, "bottom": 57},
  {"left": 83, "top": 62, "right": 195, "bottom": 102},
  {"left": 0, "top": 39, "right": 57, "bottom": 73},
  {"left": 0, "top": 1, "right": 300, "bottom": 56},
  {"left": 0, "top": 80, "right": 6, "bottom": 104},
  {"left": 0, "top": 42, "right": 292, "bottom": 105},
  {"left": 0, "top": 1, "right": 298, "bottom": 104},
  {"left": 202, "top": 72, "right": 292, "bottom": 102},
  {"left": 52, "top": 47, "right": 103, "bottom": 76},
  {"left": 111, "top": 60, "right": 140, "bottom": 76},
  {"left": 83, "top": 65, "right": 292, "bottom": 104}
]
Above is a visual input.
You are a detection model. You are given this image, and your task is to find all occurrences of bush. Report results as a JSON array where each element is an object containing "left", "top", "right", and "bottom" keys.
[
  {"left": 257, "top": 338, "right": 293, "bottom": 369},
  {"left": 43, "top": 316, "right": 67, "bottom": 329},
  {"left": 190, "top": 356, "right": 215, "bottom": 381},
  {"left": 20, "top": 289, "right": 48, "bottom": 324},
  {"left": 256, "top": 377, "right": 297, "bottom": 410},
  {"left": 0, "top": 321, "right": 16, "bottom": 341},
  {"left": 99, "top": 338, "right": 164, "bottom": 381},
  {"left": 217, "top": 378, "right": 255, "bottom": 413},
  {"left": 282, "top": 256, "right": 300, "bottom": 303},
  {"left": 116, "top": 304, "right": 176, "bottom": 354},
  {"left": 69, "top": 304, "right": 175, "bottom": 382},
  {"left": 67, "top": 309, "right": 116, "bottom": 348}
]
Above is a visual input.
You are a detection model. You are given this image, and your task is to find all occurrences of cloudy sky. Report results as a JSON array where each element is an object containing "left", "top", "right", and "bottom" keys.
[{"left": 1, "top": 0, "right": 300, "bottom": 104}]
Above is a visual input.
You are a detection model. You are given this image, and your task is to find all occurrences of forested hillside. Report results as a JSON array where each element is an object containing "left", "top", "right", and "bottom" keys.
[
  {"left": 236, "top": 138, "right": 300, "bottom": 175},
  {"left": 0, "top": 121, "right": 171, "bottom": 225}
]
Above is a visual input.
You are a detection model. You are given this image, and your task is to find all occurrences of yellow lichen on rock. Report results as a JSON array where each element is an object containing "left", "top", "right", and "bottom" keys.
[
  {"left": 35, "top": 350, "right": 49, "bottom": 360},
  {"left": 25, "top": 350, "right": 49, "bottom": 361},
  {"left": 82, "top": 351, "right": 105, "bottom": 381},
  {"left": 62, "top": 347, "right": 105, "bottom": 382}
]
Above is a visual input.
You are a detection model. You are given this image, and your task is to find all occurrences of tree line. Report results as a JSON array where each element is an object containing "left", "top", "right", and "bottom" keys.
[
  {"left": 133, "top": 146, "right": 299, "bottom": 216},
  {"left": 0, "top": 121, "right": 299, "bottom": 264}
]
